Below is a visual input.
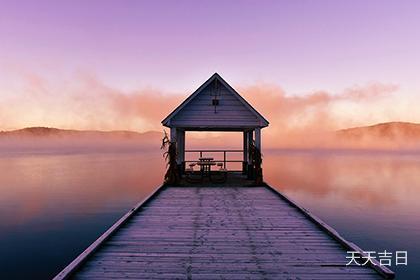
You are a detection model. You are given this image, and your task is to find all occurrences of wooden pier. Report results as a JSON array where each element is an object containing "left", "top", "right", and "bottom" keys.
[
  {"left": 54, "top": 179, "right": 394, "bottom": 279},
  {"left": 55, "top": 75, "right": 394, "bottom": 279}
]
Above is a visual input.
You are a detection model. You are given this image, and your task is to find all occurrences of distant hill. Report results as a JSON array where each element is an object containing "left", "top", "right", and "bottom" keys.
[
  {"left": 337, "top": 122, "right": 420, "bottom": 141},
  {"left": 0, "top": 127, "right": 163, "bottom": 152},
  {"left": 0, "top": 127, "right": 162, "bottom": 139},
  {"left": 1, "top": 123, "right": 419, "bottom": 151}
]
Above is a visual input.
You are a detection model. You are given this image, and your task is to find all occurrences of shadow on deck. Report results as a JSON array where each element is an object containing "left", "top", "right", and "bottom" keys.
[{"left": 180, "top": 171, "right": 255, "bottom": 187}]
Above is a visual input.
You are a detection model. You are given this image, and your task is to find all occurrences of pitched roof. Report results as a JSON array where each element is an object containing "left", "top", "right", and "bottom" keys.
[{"left": 162, "top": 73, "right": 269, "bottom": 129}]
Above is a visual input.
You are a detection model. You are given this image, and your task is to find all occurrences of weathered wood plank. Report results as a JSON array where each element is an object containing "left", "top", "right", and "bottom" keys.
[{"left": 57, "top": 186, "right": 392, "bottom": 279}]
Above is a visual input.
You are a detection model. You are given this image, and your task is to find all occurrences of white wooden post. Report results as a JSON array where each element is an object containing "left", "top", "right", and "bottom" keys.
[
  {"left": 247, "top": 130, "right": 253, "bottom": 179},
  {"left": 243, "top": 131, "right": 248, "bottom": 174},
  {"left": 178, "top": 130, "right": 185, "bottom": 173},
  {"left": 255, "top": 128, "right": 261, "bottom": 151},
  {"left": 170, "top": 127, "right": 177, "bottom": 143},
  {"left": 247, "top": 131, "right": 253, "bottom": 161},
  {"left": 170, "top": 127, "right": 180, "bottom": 174},
  {"left": 176, "top": 129, "right": 183, "bottom": 165}
]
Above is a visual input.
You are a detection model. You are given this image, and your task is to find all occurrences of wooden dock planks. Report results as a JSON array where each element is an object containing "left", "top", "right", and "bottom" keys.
[{"left": 62, "top": 186, "right": 391, "bottom": 279}]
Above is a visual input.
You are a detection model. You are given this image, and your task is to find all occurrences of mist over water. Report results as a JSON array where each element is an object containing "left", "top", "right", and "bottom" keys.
[{"left": 0, "top": 147, "right": 419, "bottom": 279}]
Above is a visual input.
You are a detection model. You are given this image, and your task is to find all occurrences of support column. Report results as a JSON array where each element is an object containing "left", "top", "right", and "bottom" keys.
[
  {"left": 176, "top": 129, "right": 185, "bottom": 174},
  {"left": 247, "top": 130, "right": 254, "bottom": 179},
  {"left": 170, "top": 127, "right": 177, "bottom": 143},
  {"left": 242, "top": 131, "right": 248, "bottom": 174},
  {"left": 179, "top": 130, "right": 185, "bottom": 174},
  {"left": 255, "top": 128, "right": 261, "bottom": 151}
]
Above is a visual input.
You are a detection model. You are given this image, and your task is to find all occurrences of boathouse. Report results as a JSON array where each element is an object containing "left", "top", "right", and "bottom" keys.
[{"left": 162, "top": 73, "right": 269, "bottom": 176}]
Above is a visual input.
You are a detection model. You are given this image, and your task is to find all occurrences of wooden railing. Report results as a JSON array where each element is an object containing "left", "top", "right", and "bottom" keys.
[{"left": 185, "top": 149, "right": 243, "bottom": 171}]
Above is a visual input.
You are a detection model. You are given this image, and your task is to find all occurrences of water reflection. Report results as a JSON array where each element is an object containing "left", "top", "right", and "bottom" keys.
[
  {"left": 0, "top": 149, "right": 419, "bottom": 279},
  {"left": 264, "top": 150, "right": 420, "bottom": 279},
  {"left": 265, "top": 150, "right": 420, "bottom": 206},
  {"left": 0, "top": 151, "right": 164, "bottom": 279},
  {"left": 0, "top": 152, "right": 164, "bottom": 225}
]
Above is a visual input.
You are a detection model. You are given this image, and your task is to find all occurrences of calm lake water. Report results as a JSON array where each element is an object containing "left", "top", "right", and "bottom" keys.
[{"left": 0, "top": 149, "right": 419, "bottom": 279}]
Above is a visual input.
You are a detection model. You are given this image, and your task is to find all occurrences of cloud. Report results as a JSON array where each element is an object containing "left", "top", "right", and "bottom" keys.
[
  {"left": 237, "top": 83, "right": 399, "bottom": 147},
  {"left": 69, "top": 73, "right": 184, "bottom": 130},
  {"left": 0, "top": 69, "right": 406, "bottom": 149}
]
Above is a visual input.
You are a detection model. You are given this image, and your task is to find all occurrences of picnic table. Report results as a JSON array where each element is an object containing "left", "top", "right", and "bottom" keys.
[
  {"left": 198, "top": 157, "right": 214, "bottom": 161},
  {"left": 197, "top": 157, "right": 215, "bottom": 176},
  {"left": 185, "top": 157, "right": 227, "bottom": 183}
]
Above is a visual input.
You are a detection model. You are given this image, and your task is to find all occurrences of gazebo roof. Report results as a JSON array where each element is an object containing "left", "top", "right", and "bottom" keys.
[{"left": 162, "top": 73, "right": 269, "bottom": 131}]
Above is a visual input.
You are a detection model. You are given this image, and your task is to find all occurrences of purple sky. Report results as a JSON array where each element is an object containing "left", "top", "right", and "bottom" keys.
[{"left": 0, "top": 0, "right": 419, "bottom": 130}]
